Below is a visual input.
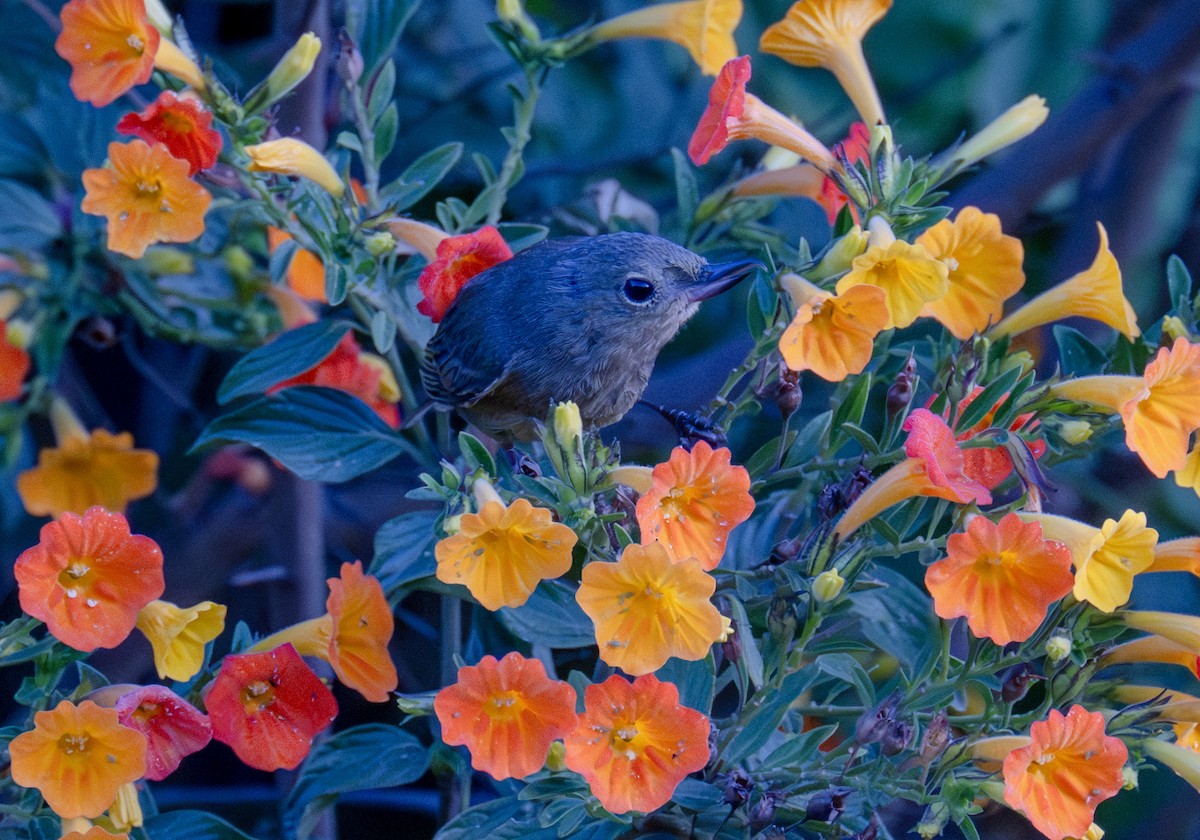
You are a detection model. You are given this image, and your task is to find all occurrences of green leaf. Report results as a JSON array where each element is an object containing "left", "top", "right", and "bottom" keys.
[
  {"left": 367, "top": 60, "right": 396, "bottom": 124},
  {"left": 828, "top": 373, "right": 872, "bottom": 451},
  {"left": 953, "top": 365, "right": 1023, "bottom": 432},
  {"left": 324, "top": 261, "right": 349, "bottom": 306},
  {"left": 1053, "top": 325, "right": 1108, "bottom": 377},
  {"left": 671, "top": 148, "right": 698, "bottom": 229},
  {"left": 458, "top": 432, "right": 496, "bottom": 475},
  {"left": 217, "top": 320, "right": 352, "bottom": 403},
  {"left": 498, "top": 580, "right": 593, "bottom": 648},
  {"left": 194, "top": 387, "right": 410, "bottom": 482},
  {"left": 381, "top": 142, "right": 464, "bottom": 212},
  {"left": 720, "top": 668, "right": 816, "bottom": 768},
  {"left": 656, "top": 654, "right": 715, "bottom": 715},
  {"left": 374, "top": 102, "right": 399, "bottom": 163},
  {"left": 285, "top": 724, "right": 429, "bottom": 839},
  {"left": 142, "top": 811, "right": 257, "bottom": 840},
  {"left": 371, "top": 509, "right": 440, "bottom": 601},
  {"left": 347, "top": 0, "right": 417, "bottom": 76},
  {"left": 671, "top": 778, "right": 724, "bottom": 812},
  {"left": 268, "top": 237, "right": 300, "bottom": 283},
  {"left": 0, "top": 180, "right": 60, "bottom": 250},
  {"left": 848, "top": 566, "right": 940, "bottom": 672},
  {"left": 370, "top": 309, "right": 395, "bottom": 353},
  {"left": 435, "top": 799, "right": 534, "bottom": 840}
]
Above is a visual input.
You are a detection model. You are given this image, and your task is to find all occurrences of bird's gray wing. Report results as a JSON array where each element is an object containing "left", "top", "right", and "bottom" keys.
[{"left": 421, "top": 310, "right": 515, "bottom": 410}]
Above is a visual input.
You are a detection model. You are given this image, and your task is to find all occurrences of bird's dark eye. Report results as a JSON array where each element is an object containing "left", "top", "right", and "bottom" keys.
[{"left": 623, "top": 277, "right": 655, "bottom": 303}]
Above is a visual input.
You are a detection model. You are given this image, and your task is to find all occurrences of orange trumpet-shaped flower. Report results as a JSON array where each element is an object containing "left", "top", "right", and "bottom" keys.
[
  {"left": 1123, "top": 611, "right": 1200, "bottom": 652},
  {"left": 17, "top": 428, "right": 158, "bottom": 518},
  {"left": 759, "top": 0, "right": 891, "bottom": 127},
  {"left": 577, "top": 542, "right": 726, "bottom": 676},
  {"left": 114, "top": 685, "right": 212, "bottom": 781},
  {"left": 269, "top": 332, "right": 401, "bottom": 427},
  {"left": 816, "top": 121, "right": 870, "bottom": 224},
  {"left": 1048, "top": 338, "right": 1200, "bottom": 478},
  {"left": 244, "top": 138, "right": 345, "bottom": 197},
  {"left": 589, "top": 0, "right": 743, "bottom": 76},
  {"left": 15, "top": 508, "right": 164, "bottom": 652},
  {"left": 1146, "top": 537, "right": 1200, "bottom": 575},
  {"left": 917, "top": 206, "right": 1025, "bottom": 339},
  {"left": 989, "top": 223, "right": 1139, "bottom": 340},
  {"left": 116, "top": 92, "right": 223, "bottom": 175},
  {"left": 434, "top": 652, "right": 577, "bottom": 781},
  {"left": 1018, "top": 510, "right": 1157, "bottom": 613},
  {"left": 688, "top": 56, "right": 836, "bottom": 170},
  {"left": 251, "top": 561, "right": 398, "bottom": 703},
  {"left": 835, "top": 409, "right": 991, "bottom": 539},
  {"left": 81, "top": 140, "right": 212, "bottom": 259},
  {"left": 0, "top": 322, "right": 31, "bottom": 401},
  {"left": 55, "top": 0, "right": 160, "bottom": 107},
  {"left": 435, "top": 494, "right": 577, "bottom": 611},
  {"left": 1098, "top": 635, "right": 1200, "bottom": 677},
  {"left": 779, "top": 273, "right": 889, "bottom": 381},
  {"left": 1176, "top": 723, "right": 1200, "bottom": 752},
  {"left": 206, "top": 644, "right": 338, "bottom": 771},
  {"left": 730, "top": 161, "right": 824, "bottom": 200},
  {"left": 266, "top": 227, "right": 326, "bottom": 302},
  {"left": 635, "top": 439, "right": 754, "bottom": 570},
  {"left": 135, "top": 599, "right": 226, "bottom": 682},
  {"left": 385, "top": 217, "right": 448, "bottom": 261},
  {"left": 1003, "top": 705, "right": 1127, "bottom": 840},
  {"left": 835, "top": 237, "right": 950, "bottom": 329},
  {"left": 564, "top": 674, "right": 711, "bottom": 815},
  {"left": 925, "top": 514, "right": 1073, "bottom": 646},
  {"left": 1146, "top": 736, "right": 1200, "bottom": 795},
  {"left": 9, "top": 700, "right": 147, "bottom": 819},
  {"left": 416, "top": 226, "right": 512, "bottom": 323}
]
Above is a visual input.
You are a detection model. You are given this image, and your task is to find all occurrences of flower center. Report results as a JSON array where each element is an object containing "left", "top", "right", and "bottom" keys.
[
  {"left": 241, "top": 679, "right": 277, "bottom": 714},
  {"left": 133, "top": 700, "right": 163, "bottom": 726},
  {"left": 485, "top": 690, "right": 524, "bottom": 722},
  {"left": 135, "top": 180, "right": 161, "bottom": 196},
  {"left": 608, "top": 720, "right": 646, "bottom": 761},
  {"left": 58, "top": 733, "right": 91, "bottom": 756},
  {"left": 126, "top": 33, "right": 145, "bottom": 53},
  {"left": 57, "top": 560, "right": 95, "bottom": 598}
]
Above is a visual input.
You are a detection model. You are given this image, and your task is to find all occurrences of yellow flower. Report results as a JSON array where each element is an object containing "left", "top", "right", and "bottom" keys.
[
  {"left": 760, "top": 0, "right": 890, "bottom": 127},
  {"left": 1099, "top": 634, "right": 1199, "bottom": 677},
  {"left": 264, "top": 32, "right": 321, "bottom": 103},
  {"left": 1145, "top": 737, "right": 1200, "bottom": 794},
  {"left": 576, "top": 541, "right": 726, "bottom": 676},
  {"left": 590, "top": 0, "right": 743, "bottom": 76},
  {"left": 1113, "top": 685, "right": 1200, "bottom": 723},
  {"left": 1123, "top": 611, "right": 1200, "bottom": 651},
  {"left": 953, "top": 95, "right": 1049, "bottom": 170},
  {"left": 836, "top": 239, "right": 950, "bottom": 329},
  {"left": 1146, "top": 537, "right": 1200, "bottom": 575},
  {"left": 1176, "top": 723, "right": 1200, "bottom": 752},
  {"left": 916, "top": 206, "right": 1025, "bottom": 340},
  {"left": 135, "top": 599, "right": 226, "bottom": 682},
  {"left": 244, "top": 138, "right": 345, "bottom": 197},
  {"left": 990, "top": 223, "right": 1139, "bottom": 340},
  {"left": 153, "top": 38, "right": 206, "bottom": 91},
  {"left": 17, "top": 429, "right": 158, "bottom": 518},
  {"left": 385, "top": 217, "right": 447, "bottom": 260},
  {"left": 107, "top": 781, "right": 143, "bottom": 832},
  {"left": 81, "top": 140, "right": 211, "bottom": 259},
  {"left": 779, "top": 273, "right": 888, "bottom": 381},
  {"left": 435, "top": 494, "right": 577, "bottom": 610},
  {"left": 1018, "top": 510, "right": 1157, "bottom": 612}
]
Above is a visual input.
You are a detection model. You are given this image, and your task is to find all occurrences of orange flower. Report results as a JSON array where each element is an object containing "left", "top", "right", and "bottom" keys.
[
  {"left": 434, "top": 652, "right": 577, "bottom": 781},
  {"left": 779, "top": 273, "right": 888, "bottom": 381},
  {"left": 1002, "top": 705, "right": 1127, "bottom": 840},
  {"left": 925, "top": 514, "right": 1073, "bottom": 645},
  {"left": 116, "top": 92, "right": 223, "bottom": 175},
  {"left": 55, "top": 0, "right": 160, "bottom": 107},
  {"left": 577, "top": 542, "right": 726, "bottom": 676},
  {"left": 115, "top": 685, "right": 212, "bottom": 781},
  {"left": 917, "top": 206, "right": 1025, "bottom": 340},
  {"left": 81, "top": 140, "right": 212, "bottom": 259},
  {"left": 9, "top": 699, "right": 147, "bottom": 819},
  {"left": 417, "top": 226, "right": 513, "bottom": 323},
  {"left": 947, "top": 387, "right": 1045, "bottom": 490},
  {"left": 17, "top": 429, "right": 158, "bottom": 518},
  {"left": 266, "top": 227, "right": 326, "bottom": 302},
  {"left": 688, "top": 56, "right": 835, "bottom": 169},
  {"left": 835, "top": 237, "right": 950, "bottom": 329},
  {"left": 251, "top": 561, "right": 398, "bottom": 702},
  {"left": 589, "top": 0, "right": 743, "bottom": 76},
  {"left": 564, "top": 674, "right": 711, "bottom": 814},
  {"left": 14, "top": 508, "right": 164, "bottom": 652},
  {"left": 1176, "top": 723, "right": 1200, "bottom": 752},
  {"left": 269, "top": 333, "right": 401, "bottom": 427},
  {"left": 62, "top": 828, "right": 127, "bottom": 840},
  {"left": 206, "top": 643, "right": 338, "bottom": 771},
  {"left": 1099, "top": 635, "right": 1200, "bottom": 678},
  {"left": 635, "top": 440, "right": 754, "bottom": 570},
  {"left": 817, "top": 122, "right": 870, "bottom": 224},
  {"left": 435, "top": 492, "right": 577, "bottom": 611},
  {"left": 760, "top": 0, "right": 890, "bottom": 127},
  {"left": 0, "top": 321, "right": 31, "bottom": 401},
  {"left": 835, "top": 409, "right": 991, "bottom": 538}
]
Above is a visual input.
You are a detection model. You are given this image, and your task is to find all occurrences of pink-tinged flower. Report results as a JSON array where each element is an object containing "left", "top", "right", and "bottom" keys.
[
  {"left": 817, "top": 122, "right": 870, "bottom": 224},
  {"left": 205, "top": 644, "right": 337, "bottom": 771},
  {"left": 115, "top": 685, "right": 212, "bottom": 781},
  {"left": 116, "top": 92, "right": 223, "bottom": 175},
  {"left": 417, "top": 227, "right": 513, "bottom": 323},
  {"left": 946, "top": 387, "right": 1046, "bottom": 490},
  {"left": 835, "top": 409, "right": 991, "bottom": 538},
  {"left": 14, "top": 508, "right": 164, "bottom": 652}
]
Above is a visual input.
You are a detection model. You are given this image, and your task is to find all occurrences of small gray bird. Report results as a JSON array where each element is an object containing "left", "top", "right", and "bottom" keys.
[{"left": 421, "top": 232, "right": 758, "bottom": 442}]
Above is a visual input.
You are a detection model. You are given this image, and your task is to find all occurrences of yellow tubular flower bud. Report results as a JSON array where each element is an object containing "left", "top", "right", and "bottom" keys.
[
  {"left": 244, "top": 139, "right": 345, "bottom": 197},
  {"left": 264, "top": 33, "right": 322, "bottom": 104},
  {"left": 811, "top": 568, "right": 845, "bottom": 603},
  {"left": 953, "top": 95, "right": 1048, "bottom": 169},
  {"left": 154, "top": 39, "right": 207, "bottom": 92}
]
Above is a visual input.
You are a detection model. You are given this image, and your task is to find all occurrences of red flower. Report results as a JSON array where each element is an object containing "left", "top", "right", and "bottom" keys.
[
  {"left": 944, "top": 387, "right": 1046, "bottom": 489},
  {"left": 115, "top": 685, "right": 211, "bottom": 781},
  {"left": 116, "top": 92, "right": 223, "bottom": 175},
  {"left": 0, "top": 322, "right": 30, "bottom": 401},
  {"left": 688, "top": 55, "right": 751, "bottom": 165},
  {"left": 817, "top": 122, "right": 870, "bottom": 224},
  {"left": 269, "top": 333, "right": 401, "bottom": 428},
  {"left": 417, "top": 227, "right": 513, "bottom": 323},
  {"left": 205, "top": 644, "right": 337, "bottom": 771}
]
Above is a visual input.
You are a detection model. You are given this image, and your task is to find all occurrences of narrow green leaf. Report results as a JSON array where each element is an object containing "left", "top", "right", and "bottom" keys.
[
  {"left": 373, "top": 102, "right": 399, "bottom": 163},
  {"left": 142, "top": 811, "right": 257, "bottom": 840},
  {"left": 367, "top": 60, "right": 396, "bottom": 124},
  {"left": 370, "top": 509, "right": 440, "bottom": 601},
  {"left": 953, "top": 365, "right": 1023, "bottom": 432},
  {"left": 268, "top": 237, "right": 300, "bottom": 283},
  {"left": 497, "top": 580, "right": 593, "bottom": 648},
  {"left": 381, "top": 142, "right": 464, "bottom": 212}
]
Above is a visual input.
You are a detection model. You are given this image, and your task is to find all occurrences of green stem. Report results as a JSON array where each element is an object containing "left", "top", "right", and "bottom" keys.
[
  {"left": 483, "top": 67, "right": 545, "bottom": 227},
  {"left": 348, "top": 79, "right": 381, "bottom": 209}
]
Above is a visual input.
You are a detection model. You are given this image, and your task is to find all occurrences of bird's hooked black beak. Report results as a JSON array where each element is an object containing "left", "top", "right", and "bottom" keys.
[{"left": 687, "top": 259, "right": 760, "bottom": 302}]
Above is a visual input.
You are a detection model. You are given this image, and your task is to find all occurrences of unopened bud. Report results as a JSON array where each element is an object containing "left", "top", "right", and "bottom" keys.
[
  {"left": 244, "top": 139, "right": 345, "bottom": 198},
  {"left": 1045, "top": 634, "right": 1072, "bottom": 663},
  {"left": 812, "top": 225, "right": 868, "bottom": 279},
  {"left": 749, "top": 794, "right": 778, "bottom": 832},
  {"left": 866, "top": 216, "right": 896, "bottom": 248},
  {"left": 364, "top": 231, "right": 396, "bottom": 257},
  {"left": 999, "top": 663, "right": 1040, "bottom": 703},
  {"left": 805, "top": 786, "right": 852, "bottom": 823},
  {"left": 775, "top": 367, "right": 802, "bottom": 419},
  {"left": 721, "top": 770, "right": 752, "bottom": 806},
  {"left": 1121, "top": 766, "right": 1138, "bottom": 790},
  {"left": 5, "top": 319, "right": 33, "bottom": 350},
  {"left": 109, "top": 782, "right": 144, "bottom": 831},
  {"left": 143, "top": 0, "right": 172, "bottom": 33},
  {"left": 1081, "top": 824, "right": 1105, "bottom": 840},
  {"left": 553, "top": 401, "right": 583, "bottom": 449},
  {"left": 141, "top": 246, "right": 195, "bottom": 276},
  {"left": 335, "top": 30, "right": 364, "bottom": 85},
  {"left": 1163, "top": 315, "right": 1190, "bottom": 343},
  {"left": 760, "top": 145, "right": 801, "bottom": 171},
  {"left": 544, "top": 740, "right": 567, "bottom": 772},
  {"left": 496, "top": 0, "right": 541, "bottom": 42},
  {"left": 812, "top": 568, "right": 845, "bottom": 603},
  {"left": 880, "top": 719, "right": 913, "bottom": 756},
  {"left": 442, "top": 514, "right": 463, "bottom": 535},
  {"left": 953, "top": 95, "right": 1048, "bottom": 170},
  {"left": 767, "top": 597, "right": 797, "bottom": 640},
  {"left": 264, "top": 33, "right": 322, "bottom": 104},
  {"left": 998, "top": 349, "right": 1035, "bottom": 378},
  {"left": 605, "top": 465, "right": 654, "bottom": 495},
  {"left": 1054, "top": 419, "right": 1092, "bottom": 445},
  {"left": 223, "top": 245, "right": 256, "bottom": 282},
  {"left": 915, "top": 801, "right": 950, "bottom": 839},
  {"left": 855, "top": 694, "right": 899, "bottom": 745},
  {"left": 886, "top": 354, "right": 917, "bottom": 419}
]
